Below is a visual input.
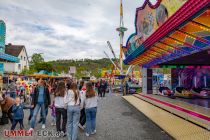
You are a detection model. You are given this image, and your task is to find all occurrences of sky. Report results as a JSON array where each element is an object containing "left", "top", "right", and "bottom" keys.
[{"left": 0, "top": 0, "right": 151, "bottom": 61}]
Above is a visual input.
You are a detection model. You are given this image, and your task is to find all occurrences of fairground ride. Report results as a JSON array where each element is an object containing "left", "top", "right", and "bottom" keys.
[{"left": 103, "top": 0, "right": 135, "bottom": 94}]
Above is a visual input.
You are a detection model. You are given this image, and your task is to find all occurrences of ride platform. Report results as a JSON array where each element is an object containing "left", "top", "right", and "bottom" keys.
[
  {"left": 123, "top": 95, "right": 210, "bottom": 140},
  {"left": 134, "top": 94, "right": 210, "bottom": 130}
]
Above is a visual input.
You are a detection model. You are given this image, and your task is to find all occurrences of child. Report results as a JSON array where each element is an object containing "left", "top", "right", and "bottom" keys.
[
  {"left": 49, "top": 101, "right": 56, "bottom": 126},
  {"left": 11, "top": 96, "right": 28, "bottom": 130}
]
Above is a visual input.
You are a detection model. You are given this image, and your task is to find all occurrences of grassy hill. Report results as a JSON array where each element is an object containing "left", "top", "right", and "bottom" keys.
[{"left": 48, "top": 58, "right": 117, "bottom": 78}]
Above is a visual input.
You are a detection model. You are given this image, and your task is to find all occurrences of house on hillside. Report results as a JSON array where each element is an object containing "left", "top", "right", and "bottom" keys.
[{"left": 4, "top": 43, "right": 29, "bottom": 74}]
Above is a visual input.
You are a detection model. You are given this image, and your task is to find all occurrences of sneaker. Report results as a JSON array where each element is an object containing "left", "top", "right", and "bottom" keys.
[
  {"left": 60, "top": 131, "right": 66, "bottom": 137},
  {"left": 78, "top": 123, "right": 84, "bottom": 130},
  {"left": 91, "top": 130, "right": 96, "bottom": 135},
  {"left": 59, "top": 131, "right": 64, "bottom": 137},
  {"left": 28, "top": 128, "right": 34, "bottom": 132},
  {"left": 85, "top": 133, "right": 90, "bottom": 137},
  {"left": 51, "top": 123, "right": 54, "bottom": 126},
  {"left": 42, "top": 124, "right": 45, "bottom": 129},
  {"left": 63, "top": 133, "right": 67, "bottom": 137}
]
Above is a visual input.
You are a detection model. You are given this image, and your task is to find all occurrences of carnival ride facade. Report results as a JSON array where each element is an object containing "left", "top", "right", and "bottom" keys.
[
  {"left": 123, "top": 0, "right": 210, "bottom": 129},
  {"left": 124, "top": 0, "right": 210, "bottom": 98}
]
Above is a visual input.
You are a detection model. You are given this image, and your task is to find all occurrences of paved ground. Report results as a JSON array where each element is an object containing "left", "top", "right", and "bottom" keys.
[{"left": 0, "top": 93, "right": 173, "bottom": 140}]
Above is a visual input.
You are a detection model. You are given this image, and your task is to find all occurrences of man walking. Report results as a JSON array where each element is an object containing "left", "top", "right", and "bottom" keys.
[{"left": 29, "top": 80, "right": 51, "bottom": 131}]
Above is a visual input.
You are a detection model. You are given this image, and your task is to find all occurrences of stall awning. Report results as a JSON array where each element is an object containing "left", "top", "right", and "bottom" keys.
[
  {"left": 124, "top": 0, "right": 210, "bottom": 68},
  {"left": 0, "top": 52, "right": 19, "bottom": 62}
]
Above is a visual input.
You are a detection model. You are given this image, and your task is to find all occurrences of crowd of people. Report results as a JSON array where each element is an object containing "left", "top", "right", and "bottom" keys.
[{"left": 0, "top": 77, "right": 111, "bottom": 140}]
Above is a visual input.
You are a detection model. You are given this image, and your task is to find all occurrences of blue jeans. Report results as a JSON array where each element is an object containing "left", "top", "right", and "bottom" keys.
[
  {"left": 85, "top": 107, "right": 97, "bottom": 134},
  {"left": 67, "top": 106, "right": 80, "bottom": 140},
  {"left": 28, "top": 108, "right": 34, "bottom": 121},
  {"left": 11, "top": 119, "right": 24, "bottom": 130},
  {"left": 30, "top": 103, "right": 46, "bottom": 128},
  {"left": 40, "top": 106, "right": 48, "bottom": 122}
]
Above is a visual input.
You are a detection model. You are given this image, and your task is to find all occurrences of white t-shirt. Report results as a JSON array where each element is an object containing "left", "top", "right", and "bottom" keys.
[
  {"left": 64, "top": 90, "right": 80, "bottom": 106},
  {"left": 81, "top": 91, "right": 98, "bottom": 109},
  {"left": 54, "top": 96, "right": 65, "bottom": 108}
]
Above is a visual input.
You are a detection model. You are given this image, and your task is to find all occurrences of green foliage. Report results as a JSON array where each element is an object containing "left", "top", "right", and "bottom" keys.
[
  {"left": 21, "top": 67, "right": 34, "bottom": 75},
  {"left": 25, "top": 53, "right": 128, "bottom": 78},
  {"left": 35, "top": 62, "right": 54, "bottom": 72},
  {"left": 48, "top": 58, "right": 116, "bottom": 78},
  {"left": 23, "top": 53, "right": 53, "bottom": 74},
  {"left": 30, "top": 53, "right": 44, "bottom": 65}
]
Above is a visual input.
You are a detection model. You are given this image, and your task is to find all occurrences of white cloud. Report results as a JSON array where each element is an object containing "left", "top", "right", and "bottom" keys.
[{"left": 0, "top": 0, "right": 144, "bottom": 61}]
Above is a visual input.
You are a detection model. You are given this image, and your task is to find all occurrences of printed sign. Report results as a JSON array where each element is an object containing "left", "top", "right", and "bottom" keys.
[{"left": 69, "top": 66, "right": 76, "bottom": 74}]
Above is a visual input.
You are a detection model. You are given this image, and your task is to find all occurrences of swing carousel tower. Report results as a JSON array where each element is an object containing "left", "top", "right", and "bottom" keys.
[{"left": 116, "top": 0, "right": 127, "bottom": 74}]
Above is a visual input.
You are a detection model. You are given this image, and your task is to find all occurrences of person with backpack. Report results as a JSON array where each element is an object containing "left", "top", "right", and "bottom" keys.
[
  {"left": 81, "top": 82, "right": 98, "bottom": 137},
  {"left": 64, "top": 82, "right": 80, "bottom": 140},
  {"left": 54, "top": 81, "right": 67, "bottom": 136}
]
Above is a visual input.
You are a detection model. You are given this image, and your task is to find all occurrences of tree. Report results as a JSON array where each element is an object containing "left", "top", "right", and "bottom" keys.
[
  {"left": 30, "top": 53, "right": 44, "bottom": 65},
  {"left": 35, "top": 62, "right": 54, "bottom": 72}
]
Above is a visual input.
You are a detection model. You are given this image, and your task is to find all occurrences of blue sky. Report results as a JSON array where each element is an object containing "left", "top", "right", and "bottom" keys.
[{"left": 0, "top": 0, "right": 150, "bottom": 61}]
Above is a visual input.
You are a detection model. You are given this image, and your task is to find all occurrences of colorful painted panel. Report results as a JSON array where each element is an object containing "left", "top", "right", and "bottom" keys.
[
  {"left": 124, "top": 0, "right": 187, "bottom": 56},
  {"left": 136, "top": 0, "right": 187, "bottom": 39},
  {"left": 124, "top": 0, "right": 210, "bottom": 67},
  {"left": 0, "top": 20, "right": 5, "bottom": 53}
]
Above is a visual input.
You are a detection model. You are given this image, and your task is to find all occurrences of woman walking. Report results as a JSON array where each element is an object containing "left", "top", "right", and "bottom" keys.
[
  {"left": 54, "top": 81, "right": 67, "bottom": 136},
  {"left": 64, "top": 82, "right": 80, "bottom": 140},
  {"left": 81, "top": 82, "right": 98, "bottom": 137}
]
